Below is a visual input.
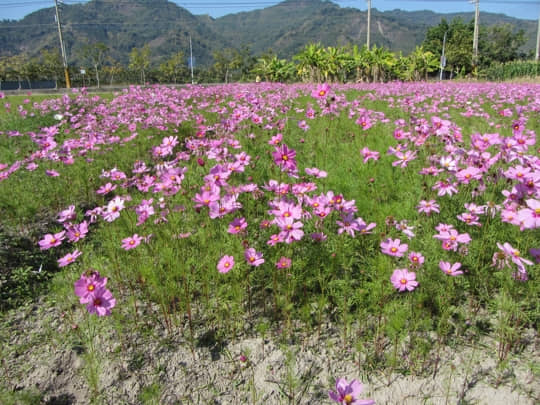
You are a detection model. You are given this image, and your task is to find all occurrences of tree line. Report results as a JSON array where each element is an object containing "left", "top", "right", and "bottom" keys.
[{"left": 0, "top": 18, "right": 534, "bottom": 88}]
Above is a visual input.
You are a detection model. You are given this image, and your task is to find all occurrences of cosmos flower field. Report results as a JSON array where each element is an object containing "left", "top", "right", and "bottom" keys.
[{"left": 0, "top": 81, "right": 539, "bottom": 393}]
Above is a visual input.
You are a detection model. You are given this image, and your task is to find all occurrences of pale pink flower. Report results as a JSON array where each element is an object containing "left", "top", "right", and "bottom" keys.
[
  {"left": 121, "top": 234, "right": 143, "bottom": 250},
  {"left": 391, "top": 268, "right": 418, "bottom": 292},
  {"left": 217, "top": 255, "right": 235, "bottom": 273},
  {"left": 58, "top": 250, "right": 82, "bottom": 267},
  {"left": 276, "top": 256, "right": 291, "bottom": 269},
  {"left": 380, "top": 238, "right": 408, "bottom": 257},
  {"left": 439, "top": 261, "right": 464, "bottom": 276},
  {"left": 38, "top": 231, "right": 65, "bottom": 250}
]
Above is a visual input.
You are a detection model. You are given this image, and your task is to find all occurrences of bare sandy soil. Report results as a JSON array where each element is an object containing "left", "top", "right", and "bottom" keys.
[{"left": 1, "top": 297, "right": 538, "bottom": 404}]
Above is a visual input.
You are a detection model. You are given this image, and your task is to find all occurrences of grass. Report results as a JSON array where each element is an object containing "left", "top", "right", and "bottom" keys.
[{"left": 0, "top": 82, "right": 538, "bottom": 402}]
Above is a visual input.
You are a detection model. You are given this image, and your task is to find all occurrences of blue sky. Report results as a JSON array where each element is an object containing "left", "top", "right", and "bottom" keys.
[{"left": 1, "top": 0, "right": 539, "bottom": 21}]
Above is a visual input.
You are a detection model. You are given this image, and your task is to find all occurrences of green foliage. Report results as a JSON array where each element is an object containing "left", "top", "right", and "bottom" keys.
[
  {"left": 0, "top": 0, "right": 536, "bottom": 84},
  {"left": 129, "top": 45, "right": 151, "bottom": 84},
  {"left": 0, "top": 387, "right": 43, "bottom": 405},
  {"left": 481, "top": 60, "right": 540, "bottom": 81}
]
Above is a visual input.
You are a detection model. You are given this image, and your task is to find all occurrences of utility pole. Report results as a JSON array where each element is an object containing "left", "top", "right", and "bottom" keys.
[
  {"left": 472, "top": 0, "right": 480, "bottom": 74},
  {"left": 440, "top": 31, "right": 447, "bottom": 81},
  {"left": 54, "top": 0, "right": 71, "bottom": 88},
  {"left": 189, "top": 35, "right": 194, "bottom": 84},
  {"left": 366, "top": 0, "right": 371, "bottom": 50},
  {"left": 535, "top": 11, "right": 540, "bottom": 62}
]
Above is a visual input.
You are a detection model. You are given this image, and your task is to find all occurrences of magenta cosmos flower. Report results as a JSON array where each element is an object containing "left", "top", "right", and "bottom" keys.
[
  {"left": 328, "top": 378, "right": 375, "bottom": 405},
  {"left": 85, "top": 286, "right": 116, "bottom": 316},
  {"left": 391, "top": 268, "right": 418, "bottom": 292},
  {"left": 380, "top": 238, "right": 408, "bottom": 257},
  {"left": 74, "top": 270, "right": 108, "bottom": 304},
  {"left": 312, "top": 83, "right": 331, "bottom": 99},
  {"left": 217, "top": 255, "right": 235, "bottom": 273},
  {"left": 272, "top": 143, "right": 297, "bottom": 172}
]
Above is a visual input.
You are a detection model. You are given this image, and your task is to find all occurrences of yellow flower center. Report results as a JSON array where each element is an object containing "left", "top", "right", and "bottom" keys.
[
  {"left": 344, "top": 394, "right": 353, "bottom": 404},
  {"left": 88, "top": 284, "right": 95, "bottom": 292},
  {"left": 282, "top": 155, "right": 288, "bottom": 161},
  {"left": 391, "top": 247, "right": 397, "bottom": 253},
  {"left": 319, "top": 90, "right": 326, "bottom": 97},
  {"left": 400, "top": 278, "right": 407, "bottom": 284}
]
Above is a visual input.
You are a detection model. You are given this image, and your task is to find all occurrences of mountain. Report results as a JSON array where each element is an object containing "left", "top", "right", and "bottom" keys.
[
  {"left": 0, "top": 0, "right": 230, "bottom": 66},
  {"left": 0, "top": 0, "right": 537, "bottom": 66}
]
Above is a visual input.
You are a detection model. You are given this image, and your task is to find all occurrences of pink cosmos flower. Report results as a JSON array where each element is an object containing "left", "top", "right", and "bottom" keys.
[
  {"left": 328, "top": 378, "right": 375, "bottom": 405},
  {"left": 298, "top": 120, "right": 310, "bottom": 131},
  {"left": 439, "top": 261, "right": 464, "bottom": 276},
  {"left": 97, "top": 182, "right": 117, "bottom": 195},
  {"left": 392, "top": 150, "right": 417, "bottom": 168},
  {"left": 272, "top": 144, "right": 297, "bottom": 172},
  {"left": 456, "top": 166, "right": 482, "bottom": 184},
  {"left": 38, "top": 231, "right": 65, "bottom": 250},
  {"left": 57, "top": 205, "right": 76, "bottom": 223},
  {"left": 217, "top": 255, "right": 235, "bottom": 273},
  {"left": 305, "top": 167, "right": 328, "bottom": 178},
  {"left": 337, "top": 213, "right": 362, "bottom": 237},
  {"left": 312, "top": 83, "right": 330, "bottom": 99},
  {"left": 311, "top": 232, "right": 328, "bottom": 242},
  {"left": 433, "top": 227, "right": 471, "bottom": 251},
  {"left": 103, "top": 196, "right": 125, "bottom": 222},
  {"left": 85, "top": 286, "right": 116, "bottom": 316},
  {"left": 276, "top": 216, "right": 304, "bottom": 243},
  {"left": 395, "top": 220, "right": 415, "bottom": 239},
  {"left": 496, "top": 242, "right": 533, "bottom": 273},
  {"left": 267, "top": 233, "right": 284, "bottom": 246},
  {"left": 517, "top": 199, "right": 540, "bottom": 229},
  {"left": 432, "top": 179, "right": 458, "bottom": 197},
  {"left": 360, "top": 147, "right": 380, "bottom": 163},
  {"left": 268, "top": 133, "right": 282, "bottom": 146},
  {"left": 58, "top": 250, "right": 82, "bottom": 267},
  {"left": 65, "top": 221, "right": 89, "bottom": 243},
  {"left": 276, "top": 256, "right": 292, "bottom": 269},
  {"left": 121, "top": 234, "right": 143, "bottom": 250},
  {"left": 228, "top": 217, "right": 248, "bottom": 234},
  {"left": 408, "top": 252, "right": 425, "bottom": 267},
  {"left": 244, "top": 248, "right": 264, "bottom": 267},
  {"left": 380, "top": 238, "right": 408, "bottom": 257},
  {"left": 417, "top": 200, "right": 440, "bottom": 216},
  {"left": 356, "top": 115, "right": 372, "bottom": 130},
  {"left": 391, "top": 268, "right": 418, "bottom": 292},
  {"left": 46, "top": 169, "right": 60, "bottom": 177},
  {"left": 74, "top": 270, "right": 107, "bottom": 304}
]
